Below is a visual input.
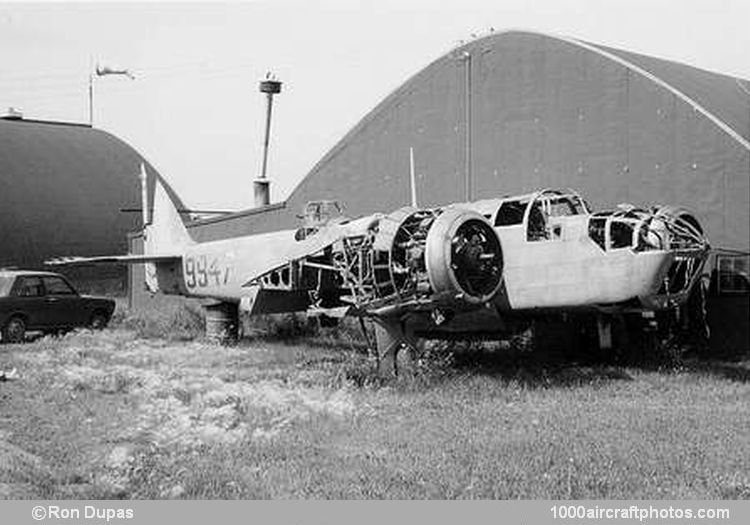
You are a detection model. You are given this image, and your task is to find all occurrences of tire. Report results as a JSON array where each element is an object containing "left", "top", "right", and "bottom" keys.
[
  {"left": 89, "top": 311, "right": 109, "bottom": 330},
  {"left": 3, "top": 316, "right": 26, "bottom": 344}
]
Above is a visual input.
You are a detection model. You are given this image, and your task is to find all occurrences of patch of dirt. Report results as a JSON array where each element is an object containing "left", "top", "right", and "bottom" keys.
[{"left": 123, "top": 376, "right": 356, "bottom": 447}]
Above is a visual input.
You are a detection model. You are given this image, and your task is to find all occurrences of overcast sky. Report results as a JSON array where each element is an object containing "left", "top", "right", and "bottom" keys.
[{"left": 1, "top": 0, "right": 749, "bottom": 210}]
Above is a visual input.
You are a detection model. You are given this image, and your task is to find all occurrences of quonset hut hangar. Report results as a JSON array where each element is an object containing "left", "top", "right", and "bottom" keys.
[
  {"left": 130, "top": 30, "right": 749, "bottom": 350},
  {"left": 0, "top": 113, "right": 183, "bottom": 294}
]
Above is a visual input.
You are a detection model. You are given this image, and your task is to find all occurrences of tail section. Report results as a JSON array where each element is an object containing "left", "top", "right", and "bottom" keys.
[
  {"left": 143, "top": 168, "right": 194, "bottom": 256},
  {"left": 140, "top": 168, "right": 193, "bottom": 294}
]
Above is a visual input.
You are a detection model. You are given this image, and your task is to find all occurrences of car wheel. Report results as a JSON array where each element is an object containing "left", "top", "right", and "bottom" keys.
[
  {"left": 3, "top": 317, "right": 26, "bottom": 344},
  {"left": 90, "top": 312, "right": 109, "bottom": 330}
]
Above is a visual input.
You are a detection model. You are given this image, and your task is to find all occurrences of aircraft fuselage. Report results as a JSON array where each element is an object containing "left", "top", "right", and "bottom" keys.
[{"left": 495, "top": 216, "right": 673, "bottom": 312}]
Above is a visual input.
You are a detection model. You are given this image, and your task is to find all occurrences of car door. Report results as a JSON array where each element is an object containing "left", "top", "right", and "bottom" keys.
[
  {"left": 10, "top": 276, "right": 50, "bottom": 329},
  {"left": 41, "top": 275, "right": 86, "bottom": 327}
]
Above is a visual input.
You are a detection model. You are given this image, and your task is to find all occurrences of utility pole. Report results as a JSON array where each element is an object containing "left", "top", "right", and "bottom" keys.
[
  {"left": 88, "top": 60, "right": 135, "bottom": 127},
  {"left": 88, "top": 57, "right": 94, "bottom": 126}
]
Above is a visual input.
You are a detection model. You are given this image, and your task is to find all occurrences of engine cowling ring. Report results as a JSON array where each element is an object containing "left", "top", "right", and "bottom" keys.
[{"left": 424, "top": 207, "right": 503, "bottom": 305}]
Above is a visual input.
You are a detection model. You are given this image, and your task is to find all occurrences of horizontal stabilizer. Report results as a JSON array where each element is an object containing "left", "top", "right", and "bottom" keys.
[{"left": 46, "top": 254, "right": 182, "bottom": 266}]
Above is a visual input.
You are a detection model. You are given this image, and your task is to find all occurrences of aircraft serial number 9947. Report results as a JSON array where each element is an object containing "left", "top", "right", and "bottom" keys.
[{"left": 184, "top": 255, "right": 230, "bottom": 289}]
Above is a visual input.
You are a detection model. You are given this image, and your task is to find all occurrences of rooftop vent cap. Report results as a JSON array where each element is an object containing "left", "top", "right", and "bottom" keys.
[{"left": 1, "top": 107, "right": 23, "bottom": 120}]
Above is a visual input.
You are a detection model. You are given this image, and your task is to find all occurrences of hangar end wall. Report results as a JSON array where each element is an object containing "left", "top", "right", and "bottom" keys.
[{"left": 0, "top": 117, "right": 182, "bottom": 294}]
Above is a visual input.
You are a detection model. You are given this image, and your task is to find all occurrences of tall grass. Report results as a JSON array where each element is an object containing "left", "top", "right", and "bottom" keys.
[
  {"left": 1, "top": 312, "right": 748, "bottom": 500},
  {"left": 110, "top": 298, "right": 205, "bottom": 341}
]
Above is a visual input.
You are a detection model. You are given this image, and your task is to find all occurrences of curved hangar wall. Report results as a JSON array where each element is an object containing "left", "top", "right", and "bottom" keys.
[
  {"left": 220, "top": 30, "right": 749, "bottom": 256},
  {"left": 0, "top": 116, "right": 182, "bottom": 292}
]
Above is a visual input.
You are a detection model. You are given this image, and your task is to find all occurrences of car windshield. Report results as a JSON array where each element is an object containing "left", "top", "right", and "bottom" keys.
[{"left": 0, "top": 276, "right": 14, "bottom": 297}]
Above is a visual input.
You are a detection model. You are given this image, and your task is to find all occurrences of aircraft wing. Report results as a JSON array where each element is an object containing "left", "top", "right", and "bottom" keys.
[
  {"left": 241, "top": 226, "right": 346, "bottom": 288},
  {"left": 46, "top": 254, "right": 182, "bottom": 266}
]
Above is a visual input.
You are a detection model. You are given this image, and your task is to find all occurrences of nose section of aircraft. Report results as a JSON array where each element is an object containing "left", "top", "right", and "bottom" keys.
[{"left": 638, "top": 206, "right": 709, "bottom": 309}]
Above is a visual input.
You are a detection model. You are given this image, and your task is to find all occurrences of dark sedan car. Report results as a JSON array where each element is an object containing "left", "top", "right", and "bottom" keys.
[{"left": 0, "top": 270, "right": 115, "bottom": 343}]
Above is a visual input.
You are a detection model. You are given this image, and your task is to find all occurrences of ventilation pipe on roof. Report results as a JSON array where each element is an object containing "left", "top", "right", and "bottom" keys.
[
  {"left": 254, "top": 73, "right": 282, "bottom": 207},
  {"left": 1, "top": 107, "right": 23, "bottom": 120}
]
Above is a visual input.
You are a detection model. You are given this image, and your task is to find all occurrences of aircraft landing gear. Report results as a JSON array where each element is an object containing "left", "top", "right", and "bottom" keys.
[
  {"left": 596, "top": 314, "right": 613, "bottom": 351},
  {"left": 372, "top": 316, "right": 420, "bottom": 377}
]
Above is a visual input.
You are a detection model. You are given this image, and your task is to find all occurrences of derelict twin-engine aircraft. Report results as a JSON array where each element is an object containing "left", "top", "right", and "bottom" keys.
[{"left": 48, "top": 164, "right": 709, "bottom": 375}]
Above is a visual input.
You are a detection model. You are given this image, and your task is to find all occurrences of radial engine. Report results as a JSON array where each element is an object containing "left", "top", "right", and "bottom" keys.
[{"left": 253, "top": 205, "right": 505, "bottom": 318}]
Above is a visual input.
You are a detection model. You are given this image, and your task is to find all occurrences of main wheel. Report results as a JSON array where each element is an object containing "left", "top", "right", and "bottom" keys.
[{"left": 3, "top": 317, "right": 26, "bottom": 343}]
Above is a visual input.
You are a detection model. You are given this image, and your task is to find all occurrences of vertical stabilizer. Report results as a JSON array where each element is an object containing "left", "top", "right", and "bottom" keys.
[{"left": 143, "top": 173, "right": 194, "bottom": 256}]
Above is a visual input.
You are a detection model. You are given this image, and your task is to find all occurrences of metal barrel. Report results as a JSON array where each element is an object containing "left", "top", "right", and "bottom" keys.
[{"left": 204, "top": 301, "right": 239, "bottom": 344}]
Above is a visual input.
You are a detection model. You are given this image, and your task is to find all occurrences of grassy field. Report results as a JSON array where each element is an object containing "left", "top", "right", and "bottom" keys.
[{"left": 0, "top": 306, "right": 748, "bottom": 500}]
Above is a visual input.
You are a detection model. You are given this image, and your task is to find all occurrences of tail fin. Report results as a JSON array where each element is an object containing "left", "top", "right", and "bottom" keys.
[{"left": 143, "top": 169, "right": 194, "bottom": 256}]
